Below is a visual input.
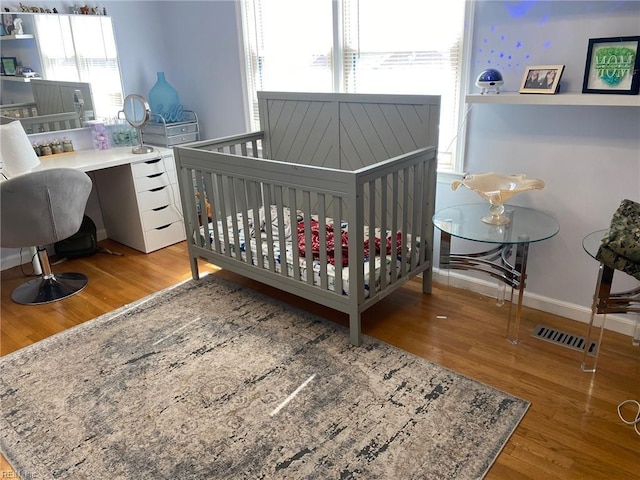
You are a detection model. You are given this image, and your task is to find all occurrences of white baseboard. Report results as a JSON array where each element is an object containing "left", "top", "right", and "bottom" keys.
[
  {"left": 434, "top": 269, "right": 638, "bottom": 338},
  {"left": 0, "top": 229, "right": 109, "bottom": 271}
]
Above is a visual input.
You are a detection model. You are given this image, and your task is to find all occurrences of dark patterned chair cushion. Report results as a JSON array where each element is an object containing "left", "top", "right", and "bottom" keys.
[{"left": 596, "top": 199, "right": 640, "bottom": 280}]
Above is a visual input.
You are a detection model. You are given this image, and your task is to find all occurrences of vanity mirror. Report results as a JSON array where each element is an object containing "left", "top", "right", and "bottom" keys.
[
  {"left": 122, "top": 94, "right": 154, "bottom": 154},
  {"left": 0, "top": 12, "right": 124, "bottom": 133}
]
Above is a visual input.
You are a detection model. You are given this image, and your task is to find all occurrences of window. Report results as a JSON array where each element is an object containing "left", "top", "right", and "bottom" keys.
[
  {"left": 34, "top": 15, "right": 124, "bottom": 119},
  {"left": 240, "top": 0, "right": 470, "bottom": 172}
]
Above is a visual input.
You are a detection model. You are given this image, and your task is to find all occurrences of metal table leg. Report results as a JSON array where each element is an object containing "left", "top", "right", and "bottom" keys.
[{"left": 438, "top": 230, "right": 531, "bottom": 344}]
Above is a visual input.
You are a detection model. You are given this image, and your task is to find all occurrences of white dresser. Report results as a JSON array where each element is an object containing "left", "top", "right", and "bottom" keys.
[{"left": 93, "top": 149, "right": 185, "bottom": 253}]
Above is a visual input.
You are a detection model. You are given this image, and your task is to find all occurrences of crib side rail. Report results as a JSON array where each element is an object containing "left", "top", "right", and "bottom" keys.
[
  {"left": 352, "top": 146, "right": 437, "bottom": 309},
  {"left": 175, "top": 131, "right": 266, "bottom": 158},
  {"left": 175, "top": 147, "right": 358, "bottom": 310}
]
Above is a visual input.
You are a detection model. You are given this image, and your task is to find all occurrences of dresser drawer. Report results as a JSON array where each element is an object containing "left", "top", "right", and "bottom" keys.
[
  {"left": 134, "top": 170, "right": 178, "bottom": 192},
  {"left": 137, "top": 184, "right": 179, "bottom": 212},
  {"left": 166, "top": 122, "right": 198, "bottom": 136},
  {"left": 143, "top": 120, "right": 197, "bottom": 136},
  {"left": 131, "top": 158, "right": 165, "bottom": 178},
  {"left": 144, "top": 220, "right": 186, "bottom": 253},
  {"left": 144, "top": 131, "right": 198, "bottom": 147},
  {"left": 141, "top": 204, "right": 182, "bottom": 231}
]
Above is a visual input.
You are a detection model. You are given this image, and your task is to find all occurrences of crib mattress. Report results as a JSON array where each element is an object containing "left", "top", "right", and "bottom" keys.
[{"left": 198, "top": 206, "right": 421, "bottom": 297}]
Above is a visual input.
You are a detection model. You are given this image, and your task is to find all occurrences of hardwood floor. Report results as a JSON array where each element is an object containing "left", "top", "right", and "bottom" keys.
[{"left": 1, "top": 239, "right": 639, "bottom": 479}]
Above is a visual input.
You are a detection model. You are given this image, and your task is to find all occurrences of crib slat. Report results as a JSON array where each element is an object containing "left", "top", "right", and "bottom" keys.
[
  {"left": 248, "top": 181, "right": 261, "bottom": 266},
  {"left": 379, "top": 174, "right": 388, "bottom": 290},
  {"left": 333, "top": 199, "right": 343, "bottom": 295},
  {"left": 317, "top": 194, "right": 328, "bottom": 290},
  {"left": 400, "top": 167, "right": 410, "bottom": 278},
  {"left": 274, "top": 186, "right": 288, "bottom": 278},
  {"left": 368, "top": 180, "right": 376, "bottom": 295},
  {"left": 261, "top": 185, "right": 276, "bottom": 273},
  {"left": 192, "top": 169, "right": 208, "bottom": 247},
  {"left": 217, "top": 174, "right": 233, "bottom": 259},
  {"left": 289, "top": 188, "right": 301, "bottom": 282},
  {"left": 200, "top": 172, "right": 213, "bottom": 250},
  {"left": 302, "top": 191, "right": 314, "bottom": 286},
  {"left": 390, "top": 171, "right": 399, "bottom": 282},
  {"left": 410, "top": 162, "right": 420, "bottom": 269}
]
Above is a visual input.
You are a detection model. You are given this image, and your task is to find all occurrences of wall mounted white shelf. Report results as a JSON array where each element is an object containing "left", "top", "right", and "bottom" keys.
[
  {"left": 0, "top": 34, "right": 35, "bottom": 41},
  {"left": 0, "top": 76, "right": 33, "bottom": 83},
  {"left": 466, "top": 92, "right": 640, "bottom": 107}
]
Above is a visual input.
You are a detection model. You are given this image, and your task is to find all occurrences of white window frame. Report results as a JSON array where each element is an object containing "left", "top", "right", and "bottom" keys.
[{"left": 237, "top": 0, "right": 474, "bottom": 175}]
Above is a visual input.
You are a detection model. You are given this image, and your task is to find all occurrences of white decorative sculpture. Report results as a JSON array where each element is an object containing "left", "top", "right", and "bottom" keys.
[
  {"left": 13, "top": 18, "right": 23, "bottom": 35},
  {"left": 452, "top": 172, "right": 545, "bottom": 225}
]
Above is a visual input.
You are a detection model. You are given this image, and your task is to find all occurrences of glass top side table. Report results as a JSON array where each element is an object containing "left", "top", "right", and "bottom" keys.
[
  {"left": 580, "top": 229, "right": 640, "bottom": 373},
  {"left": 433, "top": 203, "right": 560, "bottom": 344}
]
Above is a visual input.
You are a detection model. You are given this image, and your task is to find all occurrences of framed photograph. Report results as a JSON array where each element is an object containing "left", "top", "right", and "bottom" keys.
[
  {"left": 582, "top": 36, "right": 640, "bottom": 95},
  {"left": 1, "top": 57, "right": 17, "bottom": 76},
  {"left": 519, "top": 65, "right": 565, "bottom": 94}
]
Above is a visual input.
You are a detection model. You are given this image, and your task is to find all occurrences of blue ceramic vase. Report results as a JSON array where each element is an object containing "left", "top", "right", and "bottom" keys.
[{"left": 148, "top": 72, "right": 179, "bottom": 121}]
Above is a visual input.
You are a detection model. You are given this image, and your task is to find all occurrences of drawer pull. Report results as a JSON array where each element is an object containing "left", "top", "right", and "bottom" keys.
[
  {"left": 156, "top": 224, "right": 172, "bottom": 230},
  {"left": 153, "top": 205, "right": 169, "bottom": 212},
  {"left": 150, "top": 186, "right": 167, "bottom": 192},
  {"left": 145, "top": 159, "right": 162, "bottom": 165},
  {"left": 147, "top": 173, "right": 164, "bottom": 179}
]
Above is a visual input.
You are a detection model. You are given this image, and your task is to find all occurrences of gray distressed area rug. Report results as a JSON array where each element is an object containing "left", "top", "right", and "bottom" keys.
[{"left": 1, "top": 274, "right": 529, "bottom": 479}]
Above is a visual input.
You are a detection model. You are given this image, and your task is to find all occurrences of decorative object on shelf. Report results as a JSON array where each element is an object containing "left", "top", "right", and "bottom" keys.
[
  {"left": 121, "top": 94, "right": 154, "bottom": 154},
  {"left": 15, "top": 66, "right": 38, "bottom": 78},
  {"left": 50, "top": 139, "right": 63, "bottom": 154},
  {"left": 2, "top": 13, "right": 14, "bottom": 35},
  {"left": 86, "top": 121, "right": 110, "bottom": 150},
  {"left": 29, "top": 137, "right": 75, "bottom": 157},
  {"left": 0, "top": 120, "right": 41, "bottom": 176},
  {"left": 475, "top": 69, "right": 504, "bottom": 94},
  {"left": 1, "top": 56, "right": 17, "bottom": 76},
  {"left": 62, "top": 137, "right": 74, "bottom": 152},
  {"left": 143, "top": 110, "right": 199, "bottom": 147},
  {"left": 451, "top": 172, "right": 545, "bottom": 225},
  {"left": 519, "top": 64, "right": 564, "bottom": 94},
  {"left": 39, "top": 143, "right": 52, "bottom": 156},
  {"left": 12, "top": 17, "right": 23, "bottom": 34},
  {"left": 583, "top": 36, "right": 640, "bottom": 95},
  {"left": 148, "top": 72, "right": 183, "bottom": 122}
]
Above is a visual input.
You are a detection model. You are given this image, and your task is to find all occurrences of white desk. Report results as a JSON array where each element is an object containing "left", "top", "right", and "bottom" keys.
[
  {"left": 32, "top": 146, "right": 171, "bottom": 173},
  {"left": 33, "top": 145, "right": 186, "bottom": 254}
]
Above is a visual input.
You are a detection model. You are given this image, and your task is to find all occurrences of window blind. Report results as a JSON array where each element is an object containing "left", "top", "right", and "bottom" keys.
[{"left": 241, "top": 0, "right": 467, "bottom": 171}]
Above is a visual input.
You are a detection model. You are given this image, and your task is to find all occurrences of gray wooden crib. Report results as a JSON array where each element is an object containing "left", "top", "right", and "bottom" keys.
[{"left": 173, "top": 91, "right": 440, "bottom": 345}]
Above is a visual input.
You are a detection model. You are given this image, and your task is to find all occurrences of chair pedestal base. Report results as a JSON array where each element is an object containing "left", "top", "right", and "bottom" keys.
[{"left": 11, "top": 273, "right": 88, "bottom": 305}]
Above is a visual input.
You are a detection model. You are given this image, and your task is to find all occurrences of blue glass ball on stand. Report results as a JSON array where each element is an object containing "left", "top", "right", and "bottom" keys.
[{"left": 476, "top": 69, "right": 504, "bottom": 94}]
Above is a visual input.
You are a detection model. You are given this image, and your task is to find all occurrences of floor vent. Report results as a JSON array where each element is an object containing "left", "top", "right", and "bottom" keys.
[{"left": 532, "top": 324, "right": 597, "bottom": 356}]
